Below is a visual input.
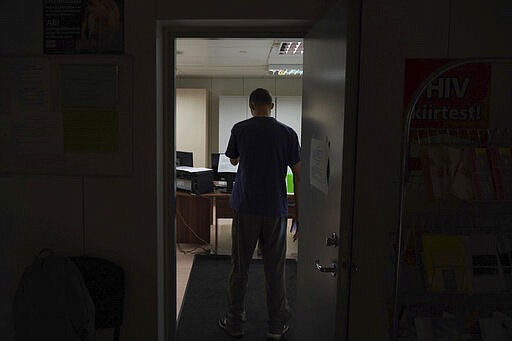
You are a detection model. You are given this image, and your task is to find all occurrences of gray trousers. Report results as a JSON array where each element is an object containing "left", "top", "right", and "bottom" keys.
[{"left": 227, "top": 211, "right": 291, "bottom": 330}]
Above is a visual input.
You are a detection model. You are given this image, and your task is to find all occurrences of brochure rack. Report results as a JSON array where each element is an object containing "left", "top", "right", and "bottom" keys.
[{"left": 393, "top": 59, "right": 512, "bottom": 340}]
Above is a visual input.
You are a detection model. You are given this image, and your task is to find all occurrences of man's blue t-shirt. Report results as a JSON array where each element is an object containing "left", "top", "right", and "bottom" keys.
[{"left": 225, "top": 116, "right": 300, "bottom": 217}]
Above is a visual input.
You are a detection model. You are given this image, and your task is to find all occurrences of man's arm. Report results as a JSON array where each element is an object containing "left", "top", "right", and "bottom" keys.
[
  {"left": 290, "top": 162, "right": 300, "bottom": 241},
  {"left": 225, "top": 127, "right": 239, "bottom": 166}
]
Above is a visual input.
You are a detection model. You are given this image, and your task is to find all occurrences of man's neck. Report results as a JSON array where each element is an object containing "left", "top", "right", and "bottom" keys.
[{"left": 252, "top": 112, "right": 271, "bottom": 117}]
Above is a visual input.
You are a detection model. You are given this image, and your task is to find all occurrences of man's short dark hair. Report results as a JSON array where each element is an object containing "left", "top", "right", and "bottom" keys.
[{"left": 249, "top": 88, "right": 273, "bottom": 106}]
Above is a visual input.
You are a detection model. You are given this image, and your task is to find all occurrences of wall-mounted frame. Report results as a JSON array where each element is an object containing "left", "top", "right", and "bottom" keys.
[{"left": 0, "top": 55, "right": 133, "bottom": 175}]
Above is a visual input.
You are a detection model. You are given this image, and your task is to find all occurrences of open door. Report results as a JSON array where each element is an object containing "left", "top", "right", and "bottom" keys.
[{"left": 296, "top": 0, "right": 360, "bottom": 340}]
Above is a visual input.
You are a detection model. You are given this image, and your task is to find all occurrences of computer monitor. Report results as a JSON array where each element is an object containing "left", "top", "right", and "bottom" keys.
[
  {"left": 176, "top": 151, "right": 193, "bottom": 167},
  {"left": 214, "top": 153, "right": 238, "bottom": 192},
  {"left": 211, "top": 153, "right": 221, "bottom": 180}
]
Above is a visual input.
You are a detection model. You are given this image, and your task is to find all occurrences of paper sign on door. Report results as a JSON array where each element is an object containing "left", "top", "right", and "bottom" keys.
[{"left": 310, "top": 138, "right": 329, "bottom": 195}]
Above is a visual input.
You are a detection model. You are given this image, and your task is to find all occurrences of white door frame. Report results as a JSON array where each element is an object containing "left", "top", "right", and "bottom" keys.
[{"left": 155, "top": 18, "right": 359, "bottom": 340}]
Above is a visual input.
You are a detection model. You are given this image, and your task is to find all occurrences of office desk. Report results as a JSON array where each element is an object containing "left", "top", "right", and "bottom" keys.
[
  {"left": 176, "top": 189, "right": 296, "bottom": 254},
  {"left": 175, "top": 191, "right": 213, "bottom": 244}
]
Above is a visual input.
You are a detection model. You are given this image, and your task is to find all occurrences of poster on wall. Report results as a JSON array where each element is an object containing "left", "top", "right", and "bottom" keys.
[
  {"left": 43, "top": 0, "right": 124, "bottom": 54},
  {"left": 404, "top": 59, "right": 491, "bottom": 130},
  {"left": 404, "top": 59, "right": 494, "bottom": 192}
]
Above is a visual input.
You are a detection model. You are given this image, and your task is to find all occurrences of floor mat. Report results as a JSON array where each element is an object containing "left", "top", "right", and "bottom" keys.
[{"left": 177, "top": 254, "right": 297, "bottom": 340}]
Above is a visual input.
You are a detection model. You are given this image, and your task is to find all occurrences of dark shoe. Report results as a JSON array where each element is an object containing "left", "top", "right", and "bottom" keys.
[
  {"left": 219, "top": 317, "right": 244, "bottom": 338},
  {"left": 267, "top": 324, "right": 289, "bottom": 340}
]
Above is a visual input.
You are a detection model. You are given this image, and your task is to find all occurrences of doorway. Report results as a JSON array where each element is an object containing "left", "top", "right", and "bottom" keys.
[
  {"left": 172, "top": 36, "right": 304, "bottom": 321},
  {"left": 158, "top": 3, "right": 360, "bottom": 339}
]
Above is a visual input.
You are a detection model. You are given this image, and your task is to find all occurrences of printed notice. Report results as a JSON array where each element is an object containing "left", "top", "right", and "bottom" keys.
[
  {"left": 310, "top": 138, "right": 329, "bottom": 195},
  {"left": 10, "top": 114, "right": 62, "bottom": 154},
  {"left": 63, "top": 109, "right": 118, "bottom": 153},
  {"left": 61, "top": 64, "right": 119, "bottom": 108},
  {"left": 13, "top": 62, "right": 50, "bottom": 109},
  {"left": 0, "top": 58, "right": 60, "bottom": 156}
]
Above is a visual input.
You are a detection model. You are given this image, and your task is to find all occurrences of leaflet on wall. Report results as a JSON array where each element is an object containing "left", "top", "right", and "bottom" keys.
[
  {"left": 0, "top": 58, "right": 61, "bottom": 157},
  {"left": 11, "top": 59, "right": 51, "bottom": 112},
  {"left": 63, "top": 109, "right": 118, "bottom": 153},
  {"left": 43, "top": 0, "right": 124, "bottom": 54},
  {"left": 60, "top": 64, "right": 119, "bottom": 108},
  {"left": 60, "top": 64, "right": 120, "bottom": 153},
  {"left": 310, "top": 137, "right": 329, "bottom": 195}
]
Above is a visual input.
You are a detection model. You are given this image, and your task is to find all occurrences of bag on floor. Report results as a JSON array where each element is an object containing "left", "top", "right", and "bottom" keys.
[{"left": 13, "top": 249, "right": 95, "bottom": 341}]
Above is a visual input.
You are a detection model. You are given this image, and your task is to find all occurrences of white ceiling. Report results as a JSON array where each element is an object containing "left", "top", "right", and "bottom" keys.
[{"left": 176, "top": 38, "right": 304, "bottom": 78}]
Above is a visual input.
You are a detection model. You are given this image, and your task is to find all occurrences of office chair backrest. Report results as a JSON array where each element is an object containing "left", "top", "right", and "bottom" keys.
[{"left": 71, "top": 256, "right": 125, "bottom": 341}]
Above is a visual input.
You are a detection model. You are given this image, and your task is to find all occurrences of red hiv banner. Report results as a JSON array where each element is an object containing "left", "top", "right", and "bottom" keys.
[{"left": 404, "top": 59, "right": 491, "bottom": 129}]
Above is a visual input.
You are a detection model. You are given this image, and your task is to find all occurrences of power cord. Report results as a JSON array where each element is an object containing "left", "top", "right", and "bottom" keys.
[
  {"left": 177, "top": 243, "right": 209, "bottom": 255},
  {"left": 176, "top": 208, "right": 210, "bottom": 254}
]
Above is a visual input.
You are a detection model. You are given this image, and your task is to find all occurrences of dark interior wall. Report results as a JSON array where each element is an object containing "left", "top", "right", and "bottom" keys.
[
  {"left": 0, "top": 1, "right": 43, "bottom": 54},
  {"left": 6, "top": 0, "right": 508, "bottom": 339},
  {"left": 156, "top": 0, "right": 336, "bottom": 20},
  {"left": 349, "top": 0, "right": 512, "bottom": 339},
  {"left": 0, "top": 0, "right": 158, "bottom": 340},
  {"left": 349, "top": 2, "right": 450, "bottom": 338},
  {"left": 83, "top": 0, "right": 159, "bottom": 339},
  {"left": 0, "top": 176, "right": 84, "bottom": 339},
  {"left": 0, "top": 1, "right": 86, "bottom": 339},
  {"left": 0, "top": 0, "right": 335, "bottom": 340}
]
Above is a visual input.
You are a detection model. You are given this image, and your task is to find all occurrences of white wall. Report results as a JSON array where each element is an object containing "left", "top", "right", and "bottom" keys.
[
  {"left": 176, "top": 88, "right": 208, "bottom": 167},
  {"left": 176, "top": 77, "right": 302, "bottom": 157}
]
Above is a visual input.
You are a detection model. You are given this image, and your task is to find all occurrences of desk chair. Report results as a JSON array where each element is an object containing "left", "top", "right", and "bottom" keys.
[{"left": 71, "top": 256, "right": 125, "bottom": 341}]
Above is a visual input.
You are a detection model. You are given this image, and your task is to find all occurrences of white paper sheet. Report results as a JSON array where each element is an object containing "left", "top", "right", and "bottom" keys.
[
  {"left": 217, "top": 154, "right": 238, "bottom": 173},
  {"left": 176, "top": 166, "right": 212, "bottom": 173},
  {"left": 309, "top": 138, "right": 329, "bottom": 195}
]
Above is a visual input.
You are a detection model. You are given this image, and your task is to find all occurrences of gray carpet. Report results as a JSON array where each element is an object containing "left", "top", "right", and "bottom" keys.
[{"left": 177, "top": 254, "right": 297, "bottom": 340}]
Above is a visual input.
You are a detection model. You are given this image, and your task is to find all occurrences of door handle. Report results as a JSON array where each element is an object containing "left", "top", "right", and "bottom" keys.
[{"left": 315, "top": 260, "right": 337, "bottom": 277}]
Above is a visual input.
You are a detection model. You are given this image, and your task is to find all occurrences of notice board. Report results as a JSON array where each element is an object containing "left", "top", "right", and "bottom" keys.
[{"left": 0, "top": 56, "right": 132, "bottom": 175}]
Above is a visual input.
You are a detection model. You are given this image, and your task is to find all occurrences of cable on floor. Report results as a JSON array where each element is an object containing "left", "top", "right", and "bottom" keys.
[{"left": 176, "top": 209, "right": 210, "bottom": 254}]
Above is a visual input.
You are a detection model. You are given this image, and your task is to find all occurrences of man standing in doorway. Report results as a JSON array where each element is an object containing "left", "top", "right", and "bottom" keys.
[{"left": 219, "top": 88, "right": 301, "bottom": 340}]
